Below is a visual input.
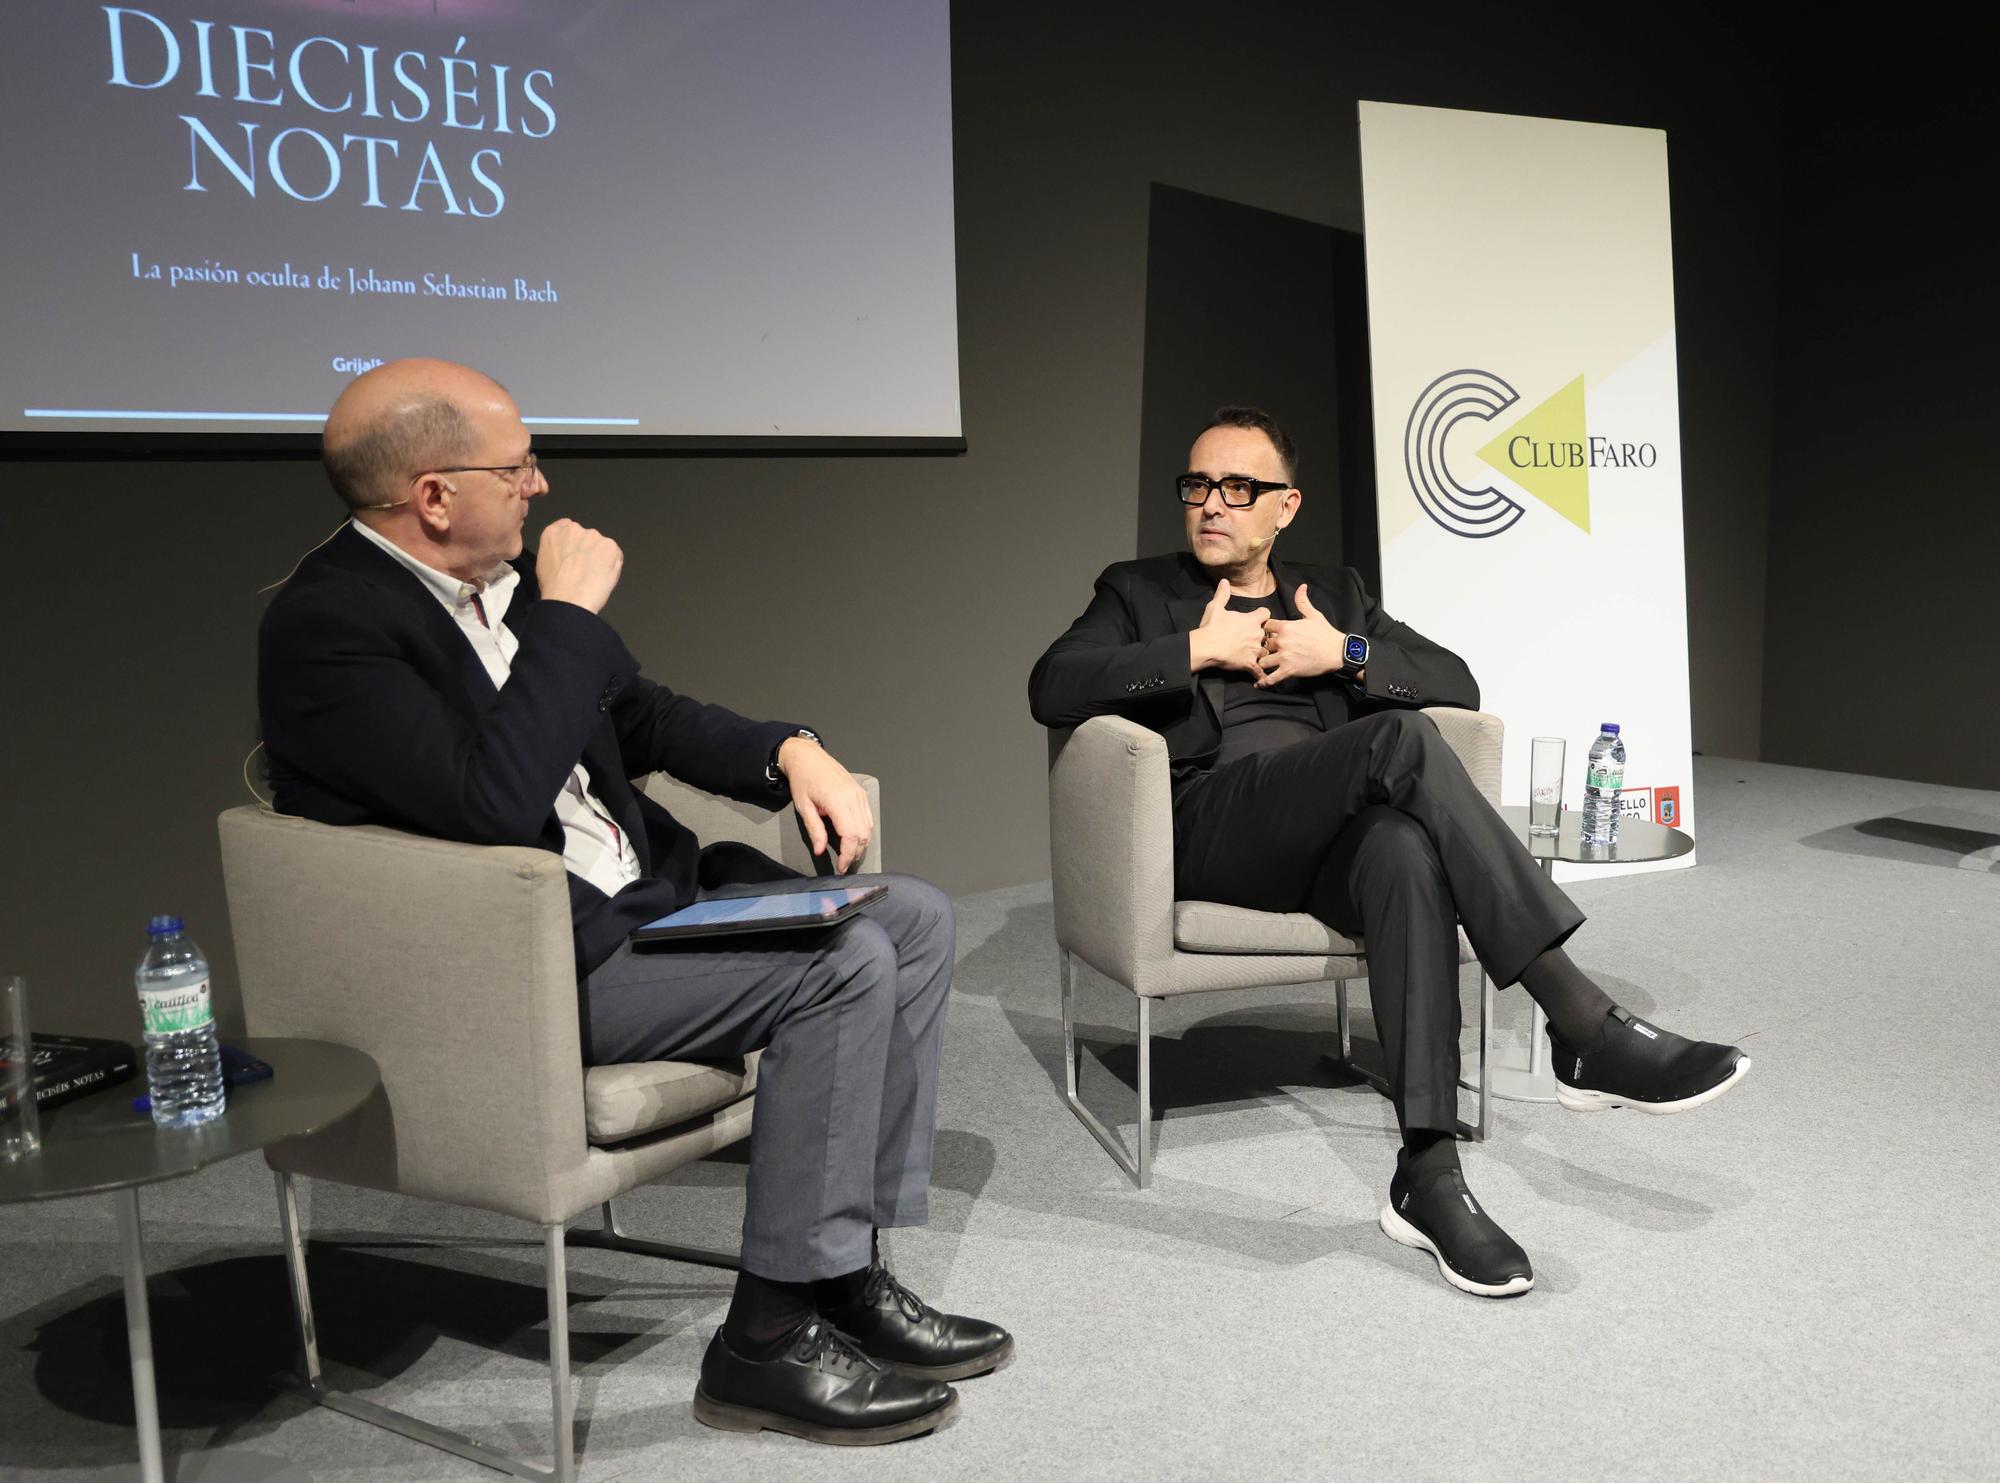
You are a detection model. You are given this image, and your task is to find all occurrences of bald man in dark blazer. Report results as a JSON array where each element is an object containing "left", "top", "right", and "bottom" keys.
[{"left": 262, "top": 358, "right": 1008, "bottom": 1445}]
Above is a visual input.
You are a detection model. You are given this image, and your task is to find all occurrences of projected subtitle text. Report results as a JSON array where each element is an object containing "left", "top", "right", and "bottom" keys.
[{"left": 129, "top": 252, "right": 559, "bottom": 305}]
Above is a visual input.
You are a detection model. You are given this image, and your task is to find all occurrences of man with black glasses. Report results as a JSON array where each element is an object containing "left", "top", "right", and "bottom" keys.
[
  {"left": 1028, "top": 405, "right": 1748, "bottom": 1298},
  {"left": 261, "top": 358, "right": 1009, "bottom": 1444}
]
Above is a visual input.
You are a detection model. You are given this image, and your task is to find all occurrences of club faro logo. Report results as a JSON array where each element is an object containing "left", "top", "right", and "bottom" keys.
[{"left": 1404, "top": 370, "right": 1658, "bottom": 540}]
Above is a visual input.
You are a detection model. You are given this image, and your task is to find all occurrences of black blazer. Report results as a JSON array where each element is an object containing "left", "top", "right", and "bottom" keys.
[
  {"left": 257, "top": 525, "right": 805, "bottom": 978},
  {"left": 1027, "top": 552, "right": 1479, "bottom": 766}
]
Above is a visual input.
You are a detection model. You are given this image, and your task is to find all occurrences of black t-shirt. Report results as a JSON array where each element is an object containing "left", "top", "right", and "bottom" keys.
[{"left": 1212, "top": 592, "right": 1323, "bottom": 768}]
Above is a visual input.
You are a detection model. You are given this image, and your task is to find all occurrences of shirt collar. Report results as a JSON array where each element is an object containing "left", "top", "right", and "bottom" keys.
[{"left": 349, "top": 518, "right": 518, "bottom": 622}]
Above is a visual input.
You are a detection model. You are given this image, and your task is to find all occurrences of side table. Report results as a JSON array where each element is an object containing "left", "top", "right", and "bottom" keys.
[
  {"left": 1476, "top": 806, "right": 1694, "bottom": 1102},
  {"left": 0, "top": 1036, "right": 380, "bottom": 1483}
]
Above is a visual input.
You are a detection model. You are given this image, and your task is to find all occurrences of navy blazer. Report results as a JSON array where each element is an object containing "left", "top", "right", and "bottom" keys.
[
  {"left": 258, "top": 525, "right": 805, "bottom": 978},
  {"left": 1027, "top": 551, "right": 1479, "bottom": 766}
]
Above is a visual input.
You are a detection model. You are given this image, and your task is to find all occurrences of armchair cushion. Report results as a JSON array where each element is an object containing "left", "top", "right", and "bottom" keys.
[
  {"left": 583, "top": 1053, "right": 759, "bottom": 1145},
  {"left": 1174, "top": 901, "right": 1365, "bottom": 956},
  {"left": 1173, "top": 901, "right": 1479, "bottom": 965}
]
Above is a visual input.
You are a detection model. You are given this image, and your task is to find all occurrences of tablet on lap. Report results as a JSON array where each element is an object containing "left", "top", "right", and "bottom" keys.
[{"left": 630, "top": 883, "right": 888, "bottom": 943}]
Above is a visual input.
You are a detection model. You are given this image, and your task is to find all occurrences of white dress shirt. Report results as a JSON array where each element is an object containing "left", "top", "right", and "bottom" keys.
[{"left": 350, "top": 519, "right": 644, "bottom": 900}]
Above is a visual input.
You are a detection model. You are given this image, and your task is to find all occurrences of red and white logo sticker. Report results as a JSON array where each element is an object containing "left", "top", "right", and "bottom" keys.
[{"left": 1654, "top": 786, "right": 1681, "bottom": 827}]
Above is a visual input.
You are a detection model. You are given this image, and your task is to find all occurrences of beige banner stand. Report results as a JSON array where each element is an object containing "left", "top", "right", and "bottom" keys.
[{"left": 1359, "top": 101, "right": 1694, "bottom": 881}]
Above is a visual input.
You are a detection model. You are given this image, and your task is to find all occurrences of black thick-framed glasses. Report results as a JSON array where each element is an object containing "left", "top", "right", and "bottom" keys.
[
  {"left": 426, "top": 451, "right": 541, "bottom": 488},
  {"left": 1176, "top": 473, "right": 1289, "bottom": 507}
]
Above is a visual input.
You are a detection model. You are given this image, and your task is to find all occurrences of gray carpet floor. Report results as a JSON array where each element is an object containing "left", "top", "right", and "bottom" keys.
[{"left": 3, "top": 756, "right": 1996, "bottom": 1482}]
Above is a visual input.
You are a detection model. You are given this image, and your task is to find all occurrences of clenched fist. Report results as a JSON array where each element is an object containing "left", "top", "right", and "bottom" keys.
[{"left": 536, "top": 518, "right": 623, "bottom": 614}]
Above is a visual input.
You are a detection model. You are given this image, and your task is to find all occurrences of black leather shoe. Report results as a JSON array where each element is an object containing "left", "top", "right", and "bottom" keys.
[
  {"left": 821, "top": 1264, "right": 1014, "bottom": 1381},
  {"left": 1380, "top": 1164, "right": 1534, "bottom": 1298},
  {"left": 1550, "top": 1006, "right": 1751, "bottom": 1114},
  {"left": 693, "top": 1320, "right": 957, "bottom": 1445}
]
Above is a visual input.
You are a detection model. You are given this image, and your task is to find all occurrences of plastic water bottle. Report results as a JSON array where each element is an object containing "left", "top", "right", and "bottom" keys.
[
  {"left": 1581, "top": 724, "right": 1627, "bottom": 847},
  {"left": 134, "top": 916, "right": 224, "bottom": 1128}
]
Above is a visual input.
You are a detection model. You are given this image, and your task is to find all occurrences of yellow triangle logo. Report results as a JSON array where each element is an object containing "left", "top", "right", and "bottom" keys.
[{"left": 1476, "top": 375, "right": 1591, "bottom": 533}]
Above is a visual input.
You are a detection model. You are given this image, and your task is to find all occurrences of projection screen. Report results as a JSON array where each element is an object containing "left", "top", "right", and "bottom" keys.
[{"left": 1, "top": 0, "right": 961, "bottom": 450}]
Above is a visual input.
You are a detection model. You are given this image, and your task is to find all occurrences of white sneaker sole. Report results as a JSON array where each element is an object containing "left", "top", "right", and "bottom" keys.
[
  {"left": 1555, "top": 1055, "right": 1752, "bottom": 1115},
  {"left": 1378, "top": 1203, "right": 1534, "bottom": 1298}
]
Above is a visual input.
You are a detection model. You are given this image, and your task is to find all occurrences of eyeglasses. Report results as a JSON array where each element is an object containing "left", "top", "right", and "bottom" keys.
[
  {"left": 426, "top": 451, "right": 542, "bottom": 489},
  {"left": 1176, "top": 473, "right": 1289, "bottom": 508}
]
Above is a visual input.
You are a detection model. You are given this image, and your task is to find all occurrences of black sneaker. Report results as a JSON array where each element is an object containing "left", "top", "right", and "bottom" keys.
[
  {"left": 820, "top": 1263, "right": 1015, "bottom": 1381},
  {"left": 1379, "top": 1164, "right": 1533, "bottom": 1298},
  {"left": 693, "top": 1320, "right": 957, "bottom": 1445},
  {"left": 1549, "top": 1006, "right": 1751, "bottom": 1114}
]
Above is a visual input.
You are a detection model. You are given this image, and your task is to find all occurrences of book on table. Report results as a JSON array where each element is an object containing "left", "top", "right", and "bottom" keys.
[{"left": 28, "top": 1033, "right": 138, "bottom": 1111}]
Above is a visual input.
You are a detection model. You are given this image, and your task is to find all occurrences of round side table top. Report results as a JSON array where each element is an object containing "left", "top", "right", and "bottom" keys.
[
  {"left": 1497, "top": 804, "right": 1694, "bottom": 867},
  {"left": 0, "top": 1036, "right": 379, "bottom": 1204}
]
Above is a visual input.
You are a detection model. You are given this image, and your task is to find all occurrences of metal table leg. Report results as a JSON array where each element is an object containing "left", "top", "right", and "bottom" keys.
[
  {"left": 1481, "top": 858, "right": 1560, "bottom": 1103},
  {"left": 114, "top": 1187, "right": 165, "bottom": 1483}
]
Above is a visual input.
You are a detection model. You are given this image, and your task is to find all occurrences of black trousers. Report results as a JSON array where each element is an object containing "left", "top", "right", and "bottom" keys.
[{"left": 1173, "top": 710, "right": 1584, "bottom": 1136}]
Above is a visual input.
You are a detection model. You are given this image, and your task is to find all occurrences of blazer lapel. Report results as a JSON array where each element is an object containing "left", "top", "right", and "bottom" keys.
[
  {"left": 1267, "top": 559, "right": 1301, "bottom": 621},
  {"left": 1165, "top": 583, "right": 1222, "bottom": 732},
  {"left": 1269, "top": 556, "right": 1347, "bottom": 732},
  {"left": 326, "top": 527, "right": 500, "bottom": 706},
  {"left": 577, "top": 722, "right": 652, "bottom": 874},
  {"left": 502, "top": 575, "right": 649, "bottom": 873}
]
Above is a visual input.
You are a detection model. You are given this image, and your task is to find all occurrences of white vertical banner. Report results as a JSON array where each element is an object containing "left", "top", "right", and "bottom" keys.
[{"left": 1359, "top": 101, "right": 1694, "bottom": 878}]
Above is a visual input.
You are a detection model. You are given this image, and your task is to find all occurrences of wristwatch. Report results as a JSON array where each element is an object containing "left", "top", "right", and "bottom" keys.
[
  {"left": 1341, "top": 634, "right": 1371, "bottom": 675},
  {"left": 766, "top": 728, "right": 821, "bottom": 784}
]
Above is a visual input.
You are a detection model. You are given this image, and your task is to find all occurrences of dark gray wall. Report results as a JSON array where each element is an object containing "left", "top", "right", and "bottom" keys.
[
  {"left": 1135, "top": 186, "right": 1342, "bottom": 569},
  {"left": 1760, "top": 34, "right": 2000, "bottom": 786},
  {"left": 0, "top": 3, "right": 1791, "bottom": 1040}
]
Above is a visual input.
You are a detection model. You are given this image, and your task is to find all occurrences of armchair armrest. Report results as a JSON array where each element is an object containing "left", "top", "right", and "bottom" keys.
[
  {"left": 1046, "top": 717, "right": 1177, "bottom": 993},
  {"left": 641, "top": 772, "right": 883, "bottom": 875},
  {"left": 217, "top": 806, "right": 589, "bottom": 1223},
  {"left": 1423, "top": 708, "right": 1504, "bottom": 808}
]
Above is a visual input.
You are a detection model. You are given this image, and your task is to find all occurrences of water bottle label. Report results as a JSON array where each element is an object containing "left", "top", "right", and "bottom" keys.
[
  {"left": 1586, "top": 764, "right": 1624, "bottom": 790},
  {"left": 140, "top": 977, "right": 214, "bottom": 1035}
]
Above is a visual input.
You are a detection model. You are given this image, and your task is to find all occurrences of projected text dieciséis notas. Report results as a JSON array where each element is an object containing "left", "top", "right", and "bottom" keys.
[{"left": 105, "top": 8, "right": 557, "bottom": 218}]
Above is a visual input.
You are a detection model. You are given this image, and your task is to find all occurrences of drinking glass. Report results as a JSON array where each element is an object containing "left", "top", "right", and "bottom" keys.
[
  {"left": 0, "top": 976, "right": 40, "bottom": 1163},
  {"left": 1529, "top": 737, "right": 1565, "bottom": 837}
]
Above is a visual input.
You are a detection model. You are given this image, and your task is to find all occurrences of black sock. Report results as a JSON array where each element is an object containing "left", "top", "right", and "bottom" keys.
[
  {"left": 1400, "top": 1128, "right": 1461, "bottom": 1184},
  {"left": 811, "top": 1264, "right": 872, "bottom": 1313},
  {"left": 809, "top": 1230, "right": 881, "bottom": 1313},
  {"left": 723, "top": 1270, "right": 816, "bottom": 1360},
  {"left": 1517, "top": 947, "right": 1618, "bottom": 1047}
]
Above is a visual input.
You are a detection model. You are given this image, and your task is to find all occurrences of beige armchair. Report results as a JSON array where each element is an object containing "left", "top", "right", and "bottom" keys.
[
  {"left": 217, "top": 773, "right": 880, "bottom": 1483},
  {"left": 1048, "top": 712, "right": 1501, "bottom": 1188}
]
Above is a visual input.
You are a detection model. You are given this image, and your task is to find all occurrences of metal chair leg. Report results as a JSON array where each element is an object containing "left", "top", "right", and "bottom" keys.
[
  {"left": 1059, "top": 949, "right": 1155, "bottom": 1189},
  {"left": 1136, "top": 997, "right": 1153, "bottom": 1189},
  {"left": 565, "top": 1198, "right": 739, "bottom": 1269},
  {"left": 543, "top": 1227, "right": 575, "bottom": 1483},
  {"left": 272, "top": 1173, "right": 590, "bottom": 1481},
  {"left": 1329, "top": 966, "right": 1491, "bottom": 1143},
  {"left": 1326, "top": 972, "right": 1392, "bottom": 1101},
  {"left": 1061, "top": 948, "right": 1077, "bottom": 1101},
  {"left": 1473, "top": 969, "right": 1492, "bottom": 1142}
]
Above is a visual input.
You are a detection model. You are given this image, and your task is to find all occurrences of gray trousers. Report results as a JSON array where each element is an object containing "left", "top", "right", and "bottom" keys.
[{"left": 583, "top": 873, "right": 954, "bottom": 1282}]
